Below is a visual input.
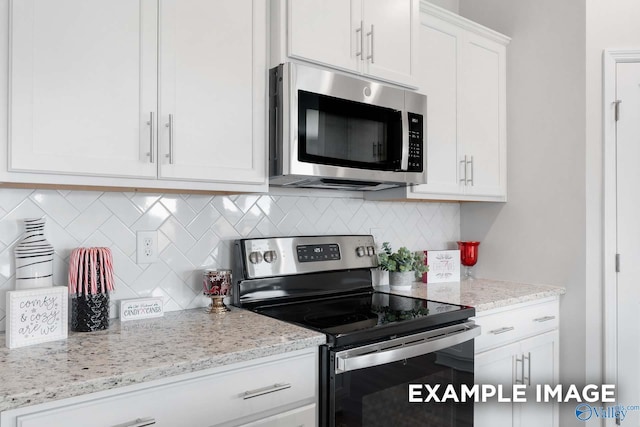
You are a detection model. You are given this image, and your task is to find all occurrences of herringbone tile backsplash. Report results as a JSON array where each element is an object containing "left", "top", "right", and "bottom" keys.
[{"left": 0, "top": 188, "right": 460, "bottom": 330}]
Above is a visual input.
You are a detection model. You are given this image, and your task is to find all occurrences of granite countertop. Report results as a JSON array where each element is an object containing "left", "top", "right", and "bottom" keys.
[
  {"left": 382, "top": 277, "right": 566, "bottom": 312},
  {"left": 0, "top": 308, "right": 326, "bottom": 413}
]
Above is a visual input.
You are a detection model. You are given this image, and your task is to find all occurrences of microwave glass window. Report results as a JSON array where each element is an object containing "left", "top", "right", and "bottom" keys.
[{"left": 298, "top": 91, "right": 402, "bottom": 171}]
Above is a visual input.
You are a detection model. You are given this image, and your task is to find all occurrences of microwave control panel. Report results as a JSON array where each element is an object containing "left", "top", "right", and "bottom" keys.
[{"left": 407, "top": 113, "right": 423, "bottom": 172}]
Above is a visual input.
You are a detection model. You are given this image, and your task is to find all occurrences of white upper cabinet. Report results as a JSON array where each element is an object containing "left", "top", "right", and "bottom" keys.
[
  {"left": 459, "top": 31, "right": 507, "bottom": 198},
  {"left": 276, "top": 0, "right": 419, "bottom": 88},
  {"left": 361, "top": 0, "right": 416, "bottom": 85},
  {"left": 158, "top": 0, "right": 266, "bottom": 184},
  {"left": 288, "top": 0, "right": 361, "bottom": 73},
  {"left": 9, "top": 0, "right": 158, "bottom": 179},
  {"left": 366, "top": 3, "right": 509, "bottom": 202},
  {"left": 4, "top": 0, "right": 267, "bottom": 192}
]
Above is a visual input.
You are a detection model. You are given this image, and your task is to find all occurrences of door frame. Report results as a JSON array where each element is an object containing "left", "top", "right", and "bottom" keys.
[{"left": 603, "top": 50, "right": 640, "bottom": 415}]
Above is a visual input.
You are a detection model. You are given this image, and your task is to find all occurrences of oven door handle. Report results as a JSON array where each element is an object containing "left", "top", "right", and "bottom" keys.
[{"left": 334, "top": 321, "right": 480, "bottom": 374}]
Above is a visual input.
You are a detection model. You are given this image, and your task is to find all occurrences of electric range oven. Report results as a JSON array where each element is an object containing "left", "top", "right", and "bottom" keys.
[{"left": 232, "top": 235, "right": 479, "bottom": 427}]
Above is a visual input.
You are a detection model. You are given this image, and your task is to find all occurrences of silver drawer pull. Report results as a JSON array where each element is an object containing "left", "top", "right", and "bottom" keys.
[
  {"left": 111, "top": 417, "right": 156, "bottom": 427},
  {"left": 489, "top": 326, "right": 515, "bottom": 335},
  {"left": 242, "top": 383, "right": 291, "bottom": 400},
  {"left": 533, "top": 315, "right": 556, "bottom": 323}
]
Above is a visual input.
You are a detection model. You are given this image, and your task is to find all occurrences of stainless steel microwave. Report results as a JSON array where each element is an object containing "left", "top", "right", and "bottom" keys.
[{"left": 269, "top": 63, "right": 426, "bottom": 191}]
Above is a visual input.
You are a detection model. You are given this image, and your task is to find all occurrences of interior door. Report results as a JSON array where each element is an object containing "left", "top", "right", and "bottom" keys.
[
  {"left": 9, "top": 0, "right": 158, "bottom": 178},
  {"left": 615, "top": 61, "right": 640, "bottom": 419}
]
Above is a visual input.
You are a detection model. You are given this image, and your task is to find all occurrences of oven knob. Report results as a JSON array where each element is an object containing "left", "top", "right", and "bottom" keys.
[
  {"left": 367, "top": 246, "right": 376, "bottom": 256},
  {"left": 248, "top": 251, "right": 263, "bottom": 264},
  {"left": 356, "top": 246, "right": 366, "bottom": 257},
  {"left": 263, "top": 250, "right": 277, "bottom": 263}
]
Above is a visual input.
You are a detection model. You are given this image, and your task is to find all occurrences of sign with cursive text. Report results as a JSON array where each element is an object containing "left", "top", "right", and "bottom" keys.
[
  {"left": 120, "top": 297, "right": 164, "bottom": 322},
  {"left": 6, "top": 286, "right": 68, "bottom": 349}
]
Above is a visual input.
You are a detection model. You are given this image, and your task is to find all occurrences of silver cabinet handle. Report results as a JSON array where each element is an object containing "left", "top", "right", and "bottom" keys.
[
  {"left": 146, "top": 112, "right": 155, "bottom": 163},
  {"left": 242, "top": 383, "right": 292, "bottom": 400},
  {"left": 523, "top": 352, "right": 531, "bottom": 385},
  {"left": 533, "top": 316, "right": 556, "bottom": 323},
  {"left": 460, "top": 156, "right": 467, "bottom": 185},
  {"left": 356, "top": 21, "right": 364, "bottom": 60},
  {"left": 515, "top": 354, "right": 523, "bottom": 384},
  {"left": 111, "top": 417, "right": 156, "bottom": 427},
  {"left": 489, "top": 326, "right": 515, "bottom": 335},
  {"left": 366, "top": 24, "right": 374, "bottom": 63},
  {"left": 165, "top": 114, "right": 174, "bottom": 164},
  {"left": 466, "top": 155, "right": 474, "bottom": 185}
]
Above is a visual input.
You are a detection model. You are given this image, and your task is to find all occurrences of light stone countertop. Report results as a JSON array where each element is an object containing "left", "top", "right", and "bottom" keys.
[
  {"left": 380, "top": 277, "right": 566, "bottom": 312},
  {"left": 0, "top": 307, "right": 325, "bottom": 413}
]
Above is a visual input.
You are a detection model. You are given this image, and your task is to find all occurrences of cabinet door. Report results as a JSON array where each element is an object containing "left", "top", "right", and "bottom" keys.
[
  {"left": 518, "top": 331, "right": 559, "bottom": 427},
  {"left": 459, "top": 32, "right": 507, "bottom": 198},
  {"left": 9, "top": 0, "right": 157, "bottom": 178},
  {"left": 288, "top": 0, "right": 362, "bottom": 73},
  {"left": 158, "top": 0, "right": 266, "bottom": 184},
  {"left": 362, "top": 0, "right": 417, "bottom": 86},
  {"left": 474, "top": 341, "right": 519, "bottom": 427},
  {"left": 239, "top": 404, "right": 316, "bottom": 427},
  {"left": 410, "top": 14, "right": 463, "bottom": 197}
]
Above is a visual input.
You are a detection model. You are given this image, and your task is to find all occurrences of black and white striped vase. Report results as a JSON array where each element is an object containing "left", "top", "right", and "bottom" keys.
[{"left": 14, "top": 217, "right": 54, "bottom": 289}]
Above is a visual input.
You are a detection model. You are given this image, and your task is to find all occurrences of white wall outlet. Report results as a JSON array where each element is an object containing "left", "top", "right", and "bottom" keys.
[{"left": 136, "top": 231, "right": 158, "bottom": 264}]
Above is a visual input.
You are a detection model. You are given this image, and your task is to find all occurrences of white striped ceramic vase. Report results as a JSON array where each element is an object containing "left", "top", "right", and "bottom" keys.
[{"left": 14, "top": 218, "right": 54, "bottom": 289}]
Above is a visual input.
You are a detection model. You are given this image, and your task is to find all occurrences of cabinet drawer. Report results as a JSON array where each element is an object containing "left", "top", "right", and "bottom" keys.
[
  {"left": 12, "top": 352, "right": 317, "bottom": 427},
  {"left": 474, "top": 299, "right": 559, "bottom": 353}
]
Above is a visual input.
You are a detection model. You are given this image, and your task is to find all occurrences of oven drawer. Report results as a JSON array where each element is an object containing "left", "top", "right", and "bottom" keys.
[{"left": 473, "top": 298, "right": 559, "bottom": 353}]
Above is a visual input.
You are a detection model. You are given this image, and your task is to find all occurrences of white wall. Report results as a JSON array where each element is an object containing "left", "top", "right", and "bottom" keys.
[{"left": 457, "top": 1, "right": 588, "bottom": 425}]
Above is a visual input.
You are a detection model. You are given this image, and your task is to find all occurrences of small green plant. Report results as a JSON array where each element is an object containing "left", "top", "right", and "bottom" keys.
[{"left": 377, "top": 242, "right": 428, "bottom": 274}]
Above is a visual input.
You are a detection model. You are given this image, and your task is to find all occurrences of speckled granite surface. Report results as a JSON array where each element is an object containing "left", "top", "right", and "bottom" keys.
[
  {"left": 381, "top": 278, "right": 565, "bottom": 312},
  {"left": 0, "top": 308, "right": 325, "bottom": 412}
]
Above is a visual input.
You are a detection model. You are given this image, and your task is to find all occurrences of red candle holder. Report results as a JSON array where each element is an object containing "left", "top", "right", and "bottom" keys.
[
  {"left": 203, "top": 269, "right": 231, "bottom": 313},
  {"left": 457, "top": 241, "right": 480, "bottom": 280}
]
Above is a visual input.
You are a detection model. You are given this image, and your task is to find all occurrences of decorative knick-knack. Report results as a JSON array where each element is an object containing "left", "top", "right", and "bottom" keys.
[
  {"left": 14, "top": 217, "right": 54, "bottom": 289},
  {"left": 69, "top": 247, "right": 115, "bottom": 332}
]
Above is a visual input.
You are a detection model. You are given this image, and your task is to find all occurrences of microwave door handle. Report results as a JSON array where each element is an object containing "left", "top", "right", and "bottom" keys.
[
  {"left": 334, "top": 322, "right": 481, "bottom": 374},
  {"left": 400, "top": 111, "right": 409, "bottom": 170}
]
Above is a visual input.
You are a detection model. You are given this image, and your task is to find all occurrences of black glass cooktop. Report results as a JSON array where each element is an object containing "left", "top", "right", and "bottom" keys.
[{"left": 254, "top": 291, "right": 475, "bottom": 348}]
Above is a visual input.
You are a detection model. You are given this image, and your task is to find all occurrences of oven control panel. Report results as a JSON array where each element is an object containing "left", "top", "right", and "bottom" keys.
[
  {"left": 240, "top": 235, "right": 378, "bottom": 279},
  {"left": 297, "top": 243, "right": 341, "bottom": 262}
]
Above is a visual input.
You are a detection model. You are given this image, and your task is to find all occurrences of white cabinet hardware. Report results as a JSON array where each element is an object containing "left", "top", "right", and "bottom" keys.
[
  {"left": 147, "top": 112, "right": 155, "bottom": 164},
  {"left": 165, "top": 114, "right": 174, "bottom": 165},
  {"left": 533, "top": 316, "right": 555, "bottom": 323}
]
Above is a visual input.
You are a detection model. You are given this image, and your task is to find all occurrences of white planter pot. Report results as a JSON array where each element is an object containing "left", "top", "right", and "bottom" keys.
[
  {"left": 371, "top": 269, "right": 389, "bottom": 288},
  {"left": 389, "top": 271, "right": 415, "bottom": 290}
]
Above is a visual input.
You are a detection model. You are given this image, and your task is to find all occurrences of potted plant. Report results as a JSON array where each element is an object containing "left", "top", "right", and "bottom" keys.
[{"left": 378, "top": 242, "right": 428, "bottom": 290}]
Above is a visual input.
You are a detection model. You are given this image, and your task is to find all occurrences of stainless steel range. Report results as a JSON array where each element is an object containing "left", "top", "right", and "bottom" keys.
[{"left": 232, "top": 235, "right": 480, "bottom": 427}]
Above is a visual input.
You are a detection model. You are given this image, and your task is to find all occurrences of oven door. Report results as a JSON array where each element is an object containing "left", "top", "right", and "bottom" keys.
[{"left": 322, "top": 322, "right": 480, "bottom": 427}]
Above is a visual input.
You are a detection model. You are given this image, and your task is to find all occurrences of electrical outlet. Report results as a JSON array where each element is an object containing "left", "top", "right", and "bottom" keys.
[{"left": 137, "top": 231, "right": 158, "bottom": 264}]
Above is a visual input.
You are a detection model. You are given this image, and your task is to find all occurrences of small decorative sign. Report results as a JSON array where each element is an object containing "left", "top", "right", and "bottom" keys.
[
  {"left": 120, "top": 297, "right": 164, "bottom": 322},
  {"left": 6, "top": 286, "right": 68, "bottom": 349},
  {"left": 424, "top": 250, "right": 461, "bottom": 283}
]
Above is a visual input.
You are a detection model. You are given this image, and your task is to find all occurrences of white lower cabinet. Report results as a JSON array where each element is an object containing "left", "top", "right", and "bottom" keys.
[
  {"left": 473, "top": 298, "right": 560, "bottom": 427},
  {"left": 0, "top": 349, "right": 318, "bottom": 427}
]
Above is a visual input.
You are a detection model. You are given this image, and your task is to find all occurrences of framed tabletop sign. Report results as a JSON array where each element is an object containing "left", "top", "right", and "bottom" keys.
[
  {"left": 6, "top": 286, "right": 68, "bottom": 349},
  {"left": 424, "top": 250, "right": 461, "bottom": 284}
]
